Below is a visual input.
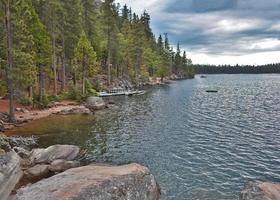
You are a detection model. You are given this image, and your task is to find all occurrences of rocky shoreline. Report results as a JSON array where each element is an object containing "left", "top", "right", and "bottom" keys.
[
  {"left": 0, "top": 136, "right": 161, "bottom": 200},
  {"left": 2, "top": 137, "right": 280, "bottom": 200},
  {"left": 0, "top": 95, "right": 162, "bottom": 200}
]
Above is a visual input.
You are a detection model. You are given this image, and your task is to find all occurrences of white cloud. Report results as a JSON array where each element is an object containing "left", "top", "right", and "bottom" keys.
[{"left": 189, "top": 51, "right": 280, "bottom": 65}]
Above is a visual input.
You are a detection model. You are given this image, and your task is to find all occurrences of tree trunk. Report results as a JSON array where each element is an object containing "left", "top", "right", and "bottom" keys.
[
  {"left": 107, "top": 27, "right": 111, "bottom": 85},
  {"left": 52, "top": 28, "right": 57, "bottom": 96},
  {"left": 4, "top": 0, "right": 16, "bottom": 122},
  {"left": 29, "top": 86, "right": 33, "bottom": 100},
  {"left": 61, "top": 22, "right": 66, "bottom": 92},
  {"left": 82, "top": 54, "right": 86, "bottom": 95},
  {"left": 38, "top": 64, "right": 44, "bottom": 104},
  {"left": 135, "top": 48, "right": 142, "bottom": 86}
]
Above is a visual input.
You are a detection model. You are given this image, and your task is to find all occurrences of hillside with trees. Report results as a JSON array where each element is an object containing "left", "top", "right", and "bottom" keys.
[{"left": 0, "top": 0, "right": 194, "bottom": 121}]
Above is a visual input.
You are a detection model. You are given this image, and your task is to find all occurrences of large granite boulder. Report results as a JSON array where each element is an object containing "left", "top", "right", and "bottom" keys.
[
  {"left": 30, "top": 145, "right": 80, "bottom": 165},
  {"left": 0, "top": 152, "right": 22, "bottom": 200},
  {"left": 86, "top": 96, "right": 106, "bottom": 111},
  {"left": 14, "top": 163, "right": 161, "bottom": 200},
  {"left": 239, "top": 181, "right": 280, "bottom": 200}
]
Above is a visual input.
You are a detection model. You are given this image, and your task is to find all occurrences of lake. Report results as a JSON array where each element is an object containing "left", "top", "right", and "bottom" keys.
[{"left": 9, "top": 74, "right": 280, "bottom": 200}]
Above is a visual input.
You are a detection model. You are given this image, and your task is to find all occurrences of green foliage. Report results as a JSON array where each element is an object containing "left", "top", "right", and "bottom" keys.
[
  {"left": 0, "top": 134, "right": 11, "bottom": 151},
  {"left": 12, "top": 0, "right": 37, "bottom": 88},
  {"left": 72, "top": 31, "right": 98, "bottom": 77},
  {"left": 0, "top": 80, "right": 6, "bottom": 96},
  {"left": 19, "top": 97, "right": 33, "bottom": 106},
  {"left": 0, "top": 0, "right": 194, "bottom": 111},
  {"left": 63, "top": 83, "right": 84, "bottom": 101},
  {"left": 85, "top": 79, "right": 98, "bottom": 96}
]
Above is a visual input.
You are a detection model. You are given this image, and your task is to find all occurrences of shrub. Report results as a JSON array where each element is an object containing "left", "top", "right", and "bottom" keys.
[
  {"left": 0, "top": 134, "right": 11, "bottom": 152},
  {"left": 0, "top": 80, "right": 7, "bottom": 97},
  {"left": 19, "top": 97, "right": 33, "bottom": 106}
]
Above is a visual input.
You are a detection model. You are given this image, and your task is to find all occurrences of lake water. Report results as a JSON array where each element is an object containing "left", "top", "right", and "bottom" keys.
[{"left": 9, "top": 74, "right": 280, "bottom": 199}]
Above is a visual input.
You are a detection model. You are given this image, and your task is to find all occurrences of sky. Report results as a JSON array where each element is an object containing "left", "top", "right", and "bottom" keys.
[{"left": 115, "top": 0, "right": 280, "bottom": 65}]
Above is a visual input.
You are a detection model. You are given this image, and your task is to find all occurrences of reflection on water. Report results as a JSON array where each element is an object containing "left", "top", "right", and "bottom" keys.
[{"left": 8, "top": 74, "right": 280, "bottom": 200}]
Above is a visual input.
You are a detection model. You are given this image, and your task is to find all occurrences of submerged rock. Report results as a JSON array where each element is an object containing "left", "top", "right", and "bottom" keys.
[
  {"left": 86, "top": 96, "right": 106, "bottom": 111},
  {"left": 58, "top": 106, "right": 92, "bottom": 115},
  {"left": 14, "top": 163, "right": 161, "bottom": 200},
  {"left": 30, "top": 145, "right": 80, "bottom": 165},
  {"left": 0, "top": 152, "right": 22, "bottom": 200},
  {"left": 239, "top": 181, "right": 280, "bottom": 200}
]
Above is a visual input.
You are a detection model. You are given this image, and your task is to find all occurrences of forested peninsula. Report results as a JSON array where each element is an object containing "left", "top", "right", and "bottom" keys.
[
  {"left": 195, "top": 63, "right": 280, "bottom": 74},
  {"left": 0, "top": 0, "right": 194, "bottom": 122}
]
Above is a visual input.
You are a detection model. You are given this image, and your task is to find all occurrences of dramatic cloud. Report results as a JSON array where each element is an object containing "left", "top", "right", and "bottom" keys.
[{"left": 116, "top": 0, "right": 280, "bottom": 65}]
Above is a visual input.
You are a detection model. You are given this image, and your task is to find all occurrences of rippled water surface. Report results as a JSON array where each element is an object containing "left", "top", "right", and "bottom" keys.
[{"left": 10, "top": 75, "right": 280, "bottom": 199}]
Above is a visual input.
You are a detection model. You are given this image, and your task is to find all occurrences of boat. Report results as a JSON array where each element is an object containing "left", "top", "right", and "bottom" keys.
[
  {"left": 206, "top": 90, "right": 218, "bottom": 93},
  {"left": 98, "top": 88, "right": 145, "bottom": 97},
  {"left": 200, "top": 75, "right": 207, "bottom": 78}
]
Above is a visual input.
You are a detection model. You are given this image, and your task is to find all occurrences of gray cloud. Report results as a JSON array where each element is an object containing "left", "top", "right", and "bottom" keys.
[{"left": 151, "top": 0, "right": 280, "bottom": 56}]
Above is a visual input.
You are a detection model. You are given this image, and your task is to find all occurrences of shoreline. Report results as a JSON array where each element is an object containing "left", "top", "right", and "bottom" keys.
[
  {"left": 0, "top": 76, "right": 188, "bottom": 134},
  {"left": 1, "top": 101, "right": 92, "bottom": 132}
]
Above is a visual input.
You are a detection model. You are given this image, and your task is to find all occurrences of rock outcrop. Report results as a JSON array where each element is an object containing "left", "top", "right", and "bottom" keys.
[
  {"left": 86, "top": 96, "right": 106, "bottom": 111},
  {"left": 30, "top": 145, "right": 80, "bottom": 165},
  {"left": 239, "top": 181, "right": 280, "bottom": 200},
  {"left": 0, "top": 152, "right": 22, "bottom": 200},
  {"left": 14, "top": 163, "right": 161, "bottom": 200}
]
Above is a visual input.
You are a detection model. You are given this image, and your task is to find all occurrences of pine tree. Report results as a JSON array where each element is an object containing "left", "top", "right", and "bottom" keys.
[
  {"left": 101, "top": 0, "right": 116, "bottom": 85},
  {"left": 157, "top": 34, "right": 163, "bottom": 50},
  {"left": 25, "top": 0, "right": 51, "bottom": 103},
  {"left": 164, "top": 33, "right": 169, "bottom": 50},
  {"left": 174, "top": 42, "right": 182, "bottom": 73},
  {"left": 2, "top": 0, "right": 15, "bottom": 122},
  {"left": 13, "top": 0, "right": 37, "bottom": 99},
  {"left": 72, "top": 31, "right": 98, "bottom": 95}
]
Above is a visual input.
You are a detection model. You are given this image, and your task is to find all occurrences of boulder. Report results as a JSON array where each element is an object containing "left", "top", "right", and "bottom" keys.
[
  {"left": 48, "top": 159, "right": 80, "bottom": 173},
  {"left": 14, "top": 163, "right": 161, "bottom": 200},
  {"left": 239, "top": 181, "right": 280, "bottom": 200},
  {"left": 24, "top": 164, "right": 50, "bottom": 179},
  {"left": 0, "top": 148, "right": 5, "bottom": 155},
  {"left": 0, "top": 152, "right": 23, "bottom": 200},
  {"left": 30, "top": 145, "right": 80, "bottom": 164},
  {"left": 13, "top": 147, "right": 31, "bottom": 159},
  {"left": 86, "top": 96, "right": 106, "bottom": 111},
  {"left": 9, "top": 136, "right": 38, "bottom": 151},
  {"left": 0, "top": 119, "right": 4, "bottom": 132},
  {"left": 15, "top": 108, "right": 29, "bottom": 113}
]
